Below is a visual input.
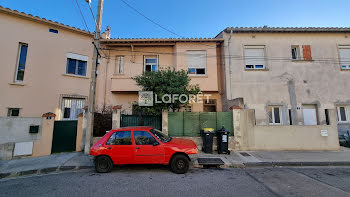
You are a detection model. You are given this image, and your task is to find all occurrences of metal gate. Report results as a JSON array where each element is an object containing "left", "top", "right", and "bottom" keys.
[
  {"left": 121, "top": 115, "right": 162, "bottom": 130},
  {"left": 168, "top": 112, "right": 233, "bottom": 137},
  {"left": 51, "top": 120, "right": 77, "bottom": 153}
]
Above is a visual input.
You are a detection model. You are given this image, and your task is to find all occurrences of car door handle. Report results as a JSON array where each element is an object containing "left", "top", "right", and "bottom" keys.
[
  {"left": 107, "top": 147, "right": 112, "bottom": 150},
  {"left": 136, "top": 147, "right": 140, "bottom": 149}
]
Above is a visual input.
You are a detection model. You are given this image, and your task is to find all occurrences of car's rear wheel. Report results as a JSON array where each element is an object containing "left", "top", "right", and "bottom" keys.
[
  {"left": 95, "top": 155, "right": 113, "bottom": 173},
  {"left": 170, "top": 154, "right": 189, "bottom": 174}
]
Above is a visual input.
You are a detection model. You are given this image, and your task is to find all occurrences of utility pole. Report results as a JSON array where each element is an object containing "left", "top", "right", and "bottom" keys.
[{"left": 84, "top": 0, "right": 104, "bottom": 154}]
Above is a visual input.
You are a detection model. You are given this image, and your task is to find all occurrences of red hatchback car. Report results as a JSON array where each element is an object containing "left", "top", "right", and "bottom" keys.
[{"left": 90, "top": 126, "right": 198, "bottom": 174}]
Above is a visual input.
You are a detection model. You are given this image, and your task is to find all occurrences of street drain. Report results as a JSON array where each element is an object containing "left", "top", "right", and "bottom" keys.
[{"left": 240, "top": 152, "right": 251, "bottom": 157}]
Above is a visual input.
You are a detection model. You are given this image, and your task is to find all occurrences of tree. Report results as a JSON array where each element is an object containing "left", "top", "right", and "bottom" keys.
[{"left": 133, "top": 69, "right": 201, "bottom": 114}]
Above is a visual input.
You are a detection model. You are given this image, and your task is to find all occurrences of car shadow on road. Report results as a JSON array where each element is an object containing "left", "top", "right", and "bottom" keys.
[{"left": 104, "top": 164, "right": 227, "bottom": 174}]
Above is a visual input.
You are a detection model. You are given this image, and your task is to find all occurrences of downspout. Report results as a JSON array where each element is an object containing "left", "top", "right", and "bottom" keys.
[{"left": 227, "top": 29, "right": 233, "bottom": 100}]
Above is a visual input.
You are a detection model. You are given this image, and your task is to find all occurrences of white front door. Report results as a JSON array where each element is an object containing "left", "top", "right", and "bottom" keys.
[{"left": 303, "top": 105, "right": 317, "bottom": 125}]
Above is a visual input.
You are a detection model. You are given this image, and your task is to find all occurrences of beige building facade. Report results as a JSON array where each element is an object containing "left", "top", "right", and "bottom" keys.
[
  {"left": 217, "top": 27, "right": 350, "bottom": 137},
  {"left": 0, "top": 6, "right": 94, "bottom": 120},
  {"left": 96, "top": 38, "right": 224, "bottom": 114}
]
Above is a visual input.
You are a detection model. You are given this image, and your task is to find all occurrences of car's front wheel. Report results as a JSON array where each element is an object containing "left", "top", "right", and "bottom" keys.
[
  {"left": 95, "top": 155, "right": 113, "bottom": 173},
  {"left": 170, "top": 154, "right": 189, "bottom": 174}
]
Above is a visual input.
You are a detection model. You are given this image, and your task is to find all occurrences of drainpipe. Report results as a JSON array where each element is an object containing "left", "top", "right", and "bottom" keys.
[{"left": 227, "top": 29, "right": 233, "bottom": 100}]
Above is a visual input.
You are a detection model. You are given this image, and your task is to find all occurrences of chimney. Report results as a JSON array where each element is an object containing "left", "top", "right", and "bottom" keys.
[{"left": 101, "top": 26, "right": 111, "bottom": 39}]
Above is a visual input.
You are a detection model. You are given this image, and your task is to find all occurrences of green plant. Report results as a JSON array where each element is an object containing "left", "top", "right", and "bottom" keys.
[{"left": 133, "top": 69, "right": 200, "bottom": 114}]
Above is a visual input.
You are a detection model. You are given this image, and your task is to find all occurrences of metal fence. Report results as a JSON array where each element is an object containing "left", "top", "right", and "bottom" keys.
[
  {"left": 120, "top": 114, "right": 162, "bottom": 130},
  {"left": 168, "top": 112, "right": 233, "bottom": 137}
]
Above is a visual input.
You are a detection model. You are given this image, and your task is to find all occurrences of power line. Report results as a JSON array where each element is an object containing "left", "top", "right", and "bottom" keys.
[
  {"left": 73, "top": 0, "right": 91, "bottom": 32},
  {"left": 87, "top": 2, "right": 98, "bottom": 29},
  {"left": 119, "top": 0, "right": 183, "bottom": 38},
  {"left": 118, "top": 0, "right": 222, "bottom": 50}
]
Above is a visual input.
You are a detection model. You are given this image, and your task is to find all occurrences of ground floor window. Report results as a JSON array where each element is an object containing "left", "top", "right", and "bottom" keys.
[
  {"left": 337, "top": 105, "right": 349, "bottom": 123},
  {"left": 203, "top": 99, "right": 216, "bottom": 112},
  {"left": 268, "top": 106, "right": 282, "bottom": 125},
  {"left": 61, "top": 98, "right": 85, "bottom": 120},
  {"left": 7, "top": 108, "right": 20, "bottom": 117}
]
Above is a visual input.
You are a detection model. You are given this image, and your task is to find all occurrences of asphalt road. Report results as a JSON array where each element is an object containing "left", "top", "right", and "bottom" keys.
[{"left": 1, "top": 166, "right": 350, "bottom": 197}]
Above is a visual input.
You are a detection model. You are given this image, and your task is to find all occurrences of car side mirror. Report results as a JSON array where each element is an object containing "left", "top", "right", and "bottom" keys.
[{"left": 153, "top": 141, "right": 160, "bottom": 146}]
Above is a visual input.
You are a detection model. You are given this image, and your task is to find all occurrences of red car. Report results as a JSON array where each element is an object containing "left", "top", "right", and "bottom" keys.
[{"left": 90, "top": 126, "right": 198, "bottom": 174}]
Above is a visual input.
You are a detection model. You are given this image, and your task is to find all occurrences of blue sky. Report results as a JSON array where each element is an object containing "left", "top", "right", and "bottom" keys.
[{"left": 1, "top": 0, "right": 350, "bottom": 38}]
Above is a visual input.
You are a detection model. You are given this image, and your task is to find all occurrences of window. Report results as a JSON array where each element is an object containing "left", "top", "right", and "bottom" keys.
[
  {"left": 291, "top": 45, "right": 312, "bottom": 61},
  {"left": 134, "top": 131, "right": 157, "bottom": 145},
  {"left": 289, "top": 109, "right": 293, "bottom": 125},
  {"left": 115, "top": 56, "right": 124, "bottom": 74},
  {"left": 144, "top": 56, "right": 158, "bottom": 72},
  {"left": 203, "top": 99, "right": 216, "bottom": 112},
  {"left": 66, "top": 53, "right": 88, "bottom": 76},
  {"left": 291, "top": 45, "right": 301, "bottom": 60},
  {"left": 61, "top": 98, "right": 85, "bottom": 120},
  {"left": 337, "top": 106, "right": 349, "bottom": 123},
  {"left": 244, "top": 46, "right": 265, "bottom": 69},
  {"left": 268, "top": 106, "right": 282, "bottom": 125},
  {"left": 7, "top": 108, "right": 20, "bottom": 117},
  {"left": 49, "top": 28, "right": 59, "bottom": 34},
  {"left": 150, "top": 128, "right": 172, "bottom": 143},
  {"left": 325, "top": 109, "right": 330, "bottom": 125},
  {"left": 187, "top": 51, "right": 206, "bottom": 75},
  {"left": 106, "top": 131, "right": 132, "bottom": 145},
  {"left": 339, "top": 46, "right": 350, "bottom": 70},
  {"left": 15, "top": 43, "right": 28, "bottom": 82}
]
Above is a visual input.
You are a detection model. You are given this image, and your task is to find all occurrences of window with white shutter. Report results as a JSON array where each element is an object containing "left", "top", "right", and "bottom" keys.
[
  {"left": 244, "top": 46, "right": 266, "bottom": 70},
  {"left": 339, "top": 46, "right": 350, "bottom": 70},
  {"left": 187, "top": 51, "right": 206, "bottom": 75}
]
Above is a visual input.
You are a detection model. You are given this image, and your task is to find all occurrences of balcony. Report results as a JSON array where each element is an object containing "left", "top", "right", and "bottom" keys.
[{"left": 110, "top": 78, "right": 141, "bottom": 93}]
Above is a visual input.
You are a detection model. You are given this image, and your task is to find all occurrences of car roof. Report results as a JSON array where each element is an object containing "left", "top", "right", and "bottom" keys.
[{"left": 114, "top": 126, "right": 154, "bottom": 131}]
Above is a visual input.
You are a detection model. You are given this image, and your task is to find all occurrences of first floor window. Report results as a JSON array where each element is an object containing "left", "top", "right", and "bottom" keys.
[
  {"left": 187, "top": 50, "right": 206, "bottom": 75},
  {"left": 339, "top": 46, "right": 350, "bottom": 70},
  {"left": 115, "top": 56, "right": 124, "bottom": 74},
  {"left": 15, "top": 43, "right": 28, "bottom": 82},
  {"left": 66, "top": 53, "right": 88, "bottom": 76},
  {"left": 144, "top": 56, "right": 158, "bottom": 72},
  {"left": 337, "top": 105, "right": 349, "bottom": 123},
  {"left": 268, "top": 106, "right": 282, "bottom": 125},
  {"left": 61, "top": 98, "right": 85, "bottom": 120},
  {"left": 291, "top": 45, "right": 300, "bottom": 60},
  {"left": 244, "top": 46, "right": 265, "bottom": 70},
  {"left": 7, "top": 108, "right": 20, "bottom": 117}
]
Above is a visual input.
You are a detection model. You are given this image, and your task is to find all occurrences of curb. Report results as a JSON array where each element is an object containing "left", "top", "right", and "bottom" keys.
[
  {"left": 243, "top": 161, "right": 350, "bottom": 167},
  {"left": 0, "top": 166, "right": 94, "bottom": 180}
]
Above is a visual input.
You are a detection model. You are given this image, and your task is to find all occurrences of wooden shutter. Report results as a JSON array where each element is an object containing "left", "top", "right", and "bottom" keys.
[{"left": 302, "top": 45, "right": 312, "bottom": 60}]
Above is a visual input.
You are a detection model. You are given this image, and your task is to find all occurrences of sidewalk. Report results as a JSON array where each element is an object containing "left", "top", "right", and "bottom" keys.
[
  {"left": 2, "top": 147, "right": 350, "bottom": 179},
  {"left": 0, "top": 152, "right": 94, "bottom": 179},
  {"left": 193, "top": 147, "right": 350, "bottom": 168}
]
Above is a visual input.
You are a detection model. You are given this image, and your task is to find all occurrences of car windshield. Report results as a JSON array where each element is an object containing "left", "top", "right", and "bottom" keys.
[{"left": 150, "top": 129, "right": 172, "bottom": 143}]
